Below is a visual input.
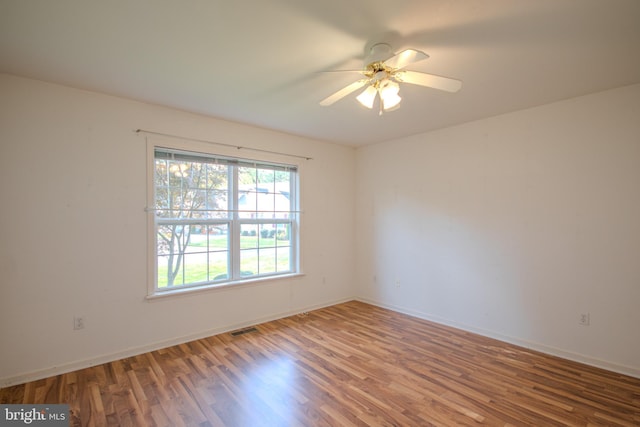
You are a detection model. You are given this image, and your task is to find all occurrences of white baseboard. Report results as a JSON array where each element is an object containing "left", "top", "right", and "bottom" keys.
[
  {"left": 356, "top": 297, "right": 640, "bottom": 380},
  {"left": 0, "top": 297, "right": 354, "bottom": 388}
]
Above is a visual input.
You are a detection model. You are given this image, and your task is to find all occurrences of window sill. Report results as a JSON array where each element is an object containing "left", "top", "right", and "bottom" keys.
[{"left": 146, "top": 273, "right": 305, "bottom": 301}]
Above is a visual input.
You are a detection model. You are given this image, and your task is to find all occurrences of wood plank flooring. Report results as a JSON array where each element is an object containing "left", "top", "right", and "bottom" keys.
[{"left": 1, "top": 301, "right": 639, "bottom": 426}]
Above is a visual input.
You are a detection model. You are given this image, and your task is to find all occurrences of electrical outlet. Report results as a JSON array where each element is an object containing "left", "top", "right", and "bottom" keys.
[
  {"left": 395, "top": 279, "right": 400, "bottom": 288},
  {"left": 74, "top": 316, "right": 85, "bottom": 330},
  {"left": 579, "top": 313, "right": 590, "bottom": 326}
]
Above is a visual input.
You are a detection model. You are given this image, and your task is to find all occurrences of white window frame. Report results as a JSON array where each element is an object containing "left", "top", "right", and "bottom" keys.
[{"left": 146, "top": 138, "right": 301, "bottom": 298}]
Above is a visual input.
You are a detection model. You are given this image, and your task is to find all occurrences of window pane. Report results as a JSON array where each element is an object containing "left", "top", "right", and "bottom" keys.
[
  {"left": 208, "top": 225, "right": 229, "bottom": 281},
  {"left": 276, "top": 223, "right": 290, "bottom": 244},
  {"left": 257, "top": 168, "right": 275, "bottom": 191},
  {"left": 238, "top": 189, "right": 257, "bottom": 218},
  {"left": 275, "top": 172, "right": 292, "bottom": 219},
  {"left": 207, "top": 190, "right": 229, "bottom": 218},
  {"left": 210, "top": 251, "right": 229, "bottom": 281},
  {"left": 208, "top": 224, "right": 228, "bottom": 251},
  {"left": 157, "top": 224, "right": 180, "bottom": 287},
  {"left": 277, "top": 174, "right": 290, "bottom": 197},
  {"left": 205, "top": 163, "right": 228, "bottom": 190},
  {"left": 276, "top": 224, "right": 291, "bottom": 272},
  {"left": 240, "top": 249, "right": 258, "bottom": 277},
  {"left": 276, "top": 247, "right": 291, "bottom": 272},
  {"left": 240, "top": 224, "right": 258, "bottom": 248},
  {"left": 259, "top": 224, "right": 277, "bottom": 247},
  {"left": 238, "top": 166, "right": 257, "bottom": 186},
  {"left": 256, "top": 191, "right": 275, "bottom": 218},
  {"left": 185, "top": 226, "right": 207, "bottom": 253},
  {"left": 238, "top": 165, "right": 256, "bottom": 219},
  {"left": 158, "top": 255, "right": 182, "bottom": 288},
  {"left": 258, "top": 247, "right": 277, "bottom": 275},
  {"left": 156, "top": 224, "right": 192, "bottom": 287},
  {"left": 183, "top": 253, "right": 208, "bottom": 284},
  {"left": 155, "top": 158, "right": 229, "bottom": 219}
]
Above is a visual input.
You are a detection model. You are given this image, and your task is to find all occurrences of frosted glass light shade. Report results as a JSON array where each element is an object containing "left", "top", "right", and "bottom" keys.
[
  {"left": 356, "top": 85, "right": 377, "bottom": 109},
  {"left": 380, "top": 80, "right": 401, "bottom": 110}
]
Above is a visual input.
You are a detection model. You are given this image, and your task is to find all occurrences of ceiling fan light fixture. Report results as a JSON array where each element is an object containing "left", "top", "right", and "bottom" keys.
[
  {"left": 356, "top": 85, "right": 377, "bottom": 109},
  {"left": 380, "top": 79, "right": 401, "bottom": 111},
  {"left": 382, "top": 92, "right": 402, "bottom": 111},
  {"left": 320, "top": 43, "right": 461, "bottom": 114}
]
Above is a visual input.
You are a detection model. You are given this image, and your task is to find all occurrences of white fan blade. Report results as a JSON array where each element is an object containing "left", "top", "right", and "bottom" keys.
[
  {"left": 384, "top": 49, "right": 428, "bottom": 70},
  {"left": 320, "top": 79, "right": 368, "bottom": 106},
  {"left": 396, "top": 70, "right": 462, "bottom": 93}
]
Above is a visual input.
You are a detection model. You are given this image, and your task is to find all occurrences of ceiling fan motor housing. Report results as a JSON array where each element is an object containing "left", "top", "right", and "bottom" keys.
[
  {"left": 365, "top": 43, "right": 394, "bottom": 64},
  {"left": 364, "top": 43, "right": 398, "bottom": 84}
]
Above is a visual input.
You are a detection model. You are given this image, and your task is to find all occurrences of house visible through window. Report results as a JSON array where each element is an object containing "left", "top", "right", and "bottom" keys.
[{"left": 151, "top": 147, "right": 299, "bottom": 294}]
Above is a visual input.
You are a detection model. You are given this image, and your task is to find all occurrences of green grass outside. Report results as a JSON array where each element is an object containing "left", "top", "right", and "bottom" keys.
[
  {"left": 190, "top": 235, "right": 287, "bottom": 250},
  {"left": 157, "top": 235, "right": 291, "bottom": 288}
]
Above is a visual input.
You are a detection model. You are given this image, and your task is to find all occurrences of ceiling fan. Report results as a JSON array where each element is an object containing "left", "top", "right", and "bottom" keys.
[{"left": 320, "top": 43, "right": 462, "bottom": 115}]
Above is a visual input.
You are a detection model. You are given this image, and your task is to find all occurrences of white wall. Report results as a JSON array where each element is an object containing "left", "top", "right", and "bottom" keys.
[
  {"left": 356, "top": 84, "right": 640, "bottom": 377},
  {"left": 0, "top": 74, "right": 356, "bottom": 386},
  {"left": 2, "top": 73, "right": 638, "bottom": 386}
]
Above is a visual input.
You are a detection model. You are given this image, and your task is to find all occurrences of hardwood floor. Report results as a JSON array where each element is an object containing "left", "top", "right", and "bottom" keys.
[{"left": 1, "top": 301, "right": 639, "bottom": 426}]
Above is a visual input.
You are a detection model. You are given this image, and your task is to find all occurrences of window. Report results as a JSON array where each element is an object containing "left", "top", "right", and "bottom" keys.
[{"left": 150, "top": 146, "right": 299, "bottom": 295}]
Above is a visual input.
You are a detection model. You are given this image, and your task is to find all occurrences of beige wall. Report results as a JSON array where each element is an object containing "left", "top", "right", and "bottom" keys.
[
  {"left": 355, "top": 83, "right": 640, "bottom": 377},
  {"left": 0, "top": 74, "right": 356, "bottom": 386}
]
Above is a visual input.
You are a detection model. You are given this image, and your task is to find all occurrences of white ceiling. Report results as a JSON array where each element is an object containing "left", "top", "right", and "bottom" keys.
[{"left": 2, "top": 0, "right": 640, "bottom": 146}]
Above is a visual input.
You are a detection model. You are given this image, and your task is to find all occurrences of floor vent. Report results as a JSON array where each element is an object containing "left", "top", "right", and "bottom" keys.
[{"left": 230, "top": 327, "right": 258, "bottom": 337}]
